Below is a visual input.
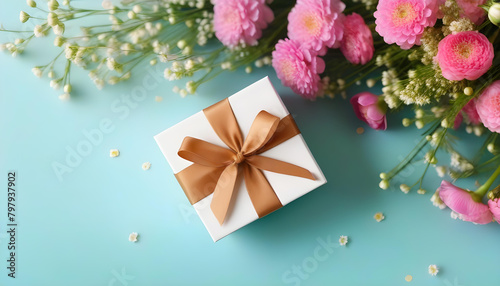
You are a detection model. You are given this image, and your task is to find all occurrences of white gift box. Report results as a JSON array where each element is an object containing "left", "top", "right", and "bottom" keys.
[{"left": 154, "top": 77, "right": 327, "bottom": 241}]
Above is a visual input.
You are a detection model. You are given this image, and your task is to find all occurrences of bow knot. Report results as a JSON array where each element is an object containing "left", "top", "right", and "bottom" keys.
[
  {"left": 234, "top": 152, "right": 245, "bottom": 164},
  {"left": 176, "top": 99, "right": 315, "bottom": 225}
]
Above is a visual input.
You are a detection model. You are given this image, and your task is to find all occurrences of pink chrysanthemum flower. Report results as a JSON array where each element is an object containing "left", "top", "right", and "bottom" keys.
[
  {"left": 287, "top": 0, "right": 345, "bottom": 55},
  {"left": 272, "top": 39, "right": 325, "bottom": 99},
  {"left": 457, "top": 0, "right": 487, "bottom": 25},
  {"left": 374, "top": 0, "right": 442, "bottom": 49},
  {"left": 213, "top": 0, "right": 274, "bottom": 48},
  {"left": 340, "top": 13, "right": 374, "bottom": 65},
  {"left": 435, "top": 31, "right": 494, "bottom": 81},
  {"left": 439, "top": 180, "right": 493, "bottom": 224},
  {"left": 476, "top": 80, "right": 500, "bottom": 133}
]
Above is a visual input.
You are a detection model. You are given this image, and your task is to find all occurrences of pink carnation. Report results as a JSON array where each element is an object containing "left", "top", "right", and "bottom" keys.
[
  {"left": 435, "top": 31, "right": 494, "bottom": 81},
  {"left": 272, "top": 39, "right": 325, "bottom": 99},
  {"left": 476, "top": 80, "right": 500, "bottom": 133},
  {"left": 488, "top": 198, "right": 500, "bottom": 224},
  {"left": 457, "top": 0, "right": 487, "bottom": 25},
  {"left": 340, "top": 13, "right": 374, "bottom": 65},
  {"left": 439, "top": 180, "right": 493, "bottom": 224},
  {"left": 374, "top": 0, "right": 442, "bottom": 49},
  {"left": 287, "top": 0, "right": 345, "bottom": 55},
  {"left": 213, "top": 0, "right": 274, "bottom": 48}
]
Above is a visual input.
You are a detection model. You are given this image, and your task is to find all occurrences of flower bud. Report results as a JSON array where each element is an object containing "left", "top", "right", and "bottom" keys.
[
  {"left": 47, "top": 12, "right": 59, "bottom": 26},
  {"left": 488, "top": 3, "right": 500, "bottom": 26},
  {"left": 63, "top": 84, "right": 72, "bottom": 93},
  {"left": 402, "top": 118, "right": 411, "bottom": 127},
  {"left": 48, "top": 0, "right": 59, "bottom": 11},
  {"left": 20, "top": 11, "right": 30, "bottom": 23},
  {"left": 54, "top": 36, "right": 65, "bottom": 47},
  {"left": 379, "top": 180, "right": 390, "bottom": 190},
  {"left": 27, "top": 0, "right": 37, "bottom": 7}
]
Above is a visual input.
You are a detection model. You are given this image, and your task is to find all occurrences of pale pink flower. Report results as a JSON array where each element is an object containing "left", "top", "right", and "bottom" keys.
[
  {"left": 488, "top": 198, "right": 500, "bottom": 223},
  {"left": 457, "top": 0, "right": 487, "bottom": 25},
  {"left": 287, "top": 0, "right": 345, "bottom": 55},
  {"left": 340, "top": 13, "right": 374, "bottom": 65},
  {"left": 374, "top": 0, "right": 443, "bottom": 49},
  {"left": 438, "top": 180, "right": 493, "bottom": 224},
  {"left": 435, "top": 31, "right": 494, "bottom": 81},
  {"left": 350, "top": 92, "right": 387, "bottom": 130},
  {"left": 213, "top": 0, "right": 274, "bottom": 48},
  {"left": 272, "top": 39, "right": 325, "bottom": 99},
  {"left": 476, "top": 80, "right": 500, "bottom": 133}
]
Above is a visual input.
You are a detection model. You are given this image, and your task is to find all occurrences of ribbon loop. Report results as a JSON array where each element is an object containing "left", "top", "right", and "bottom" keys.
[{"left": 178, "top": 137, "right": 236, "bottom": 167}]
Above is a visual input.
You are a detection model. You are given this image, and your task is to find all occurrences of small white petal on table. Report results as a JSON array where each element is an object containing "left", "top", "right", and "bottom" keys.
[
  {"left": 110, "top": 149, "right": 120, "bottom": 157},
  {"left": 339, "top": 235, "right": 348, "bottom": 246},
  {"left": 428, "top": 264, "right": 439, "bottom": 276},
  {"left": 129, "top": 232, "right": 138, "bottom": 242},
  {"left": 374, "top": 212, "right": 385, "bottom": 222},
  {"left": 142, "top": 162, "right": 151, "bottom": 170}
]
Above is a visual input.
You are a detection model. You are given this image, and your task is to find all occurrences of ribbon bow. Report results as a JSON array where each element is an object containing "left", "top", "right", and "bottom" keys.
[{"left": 175, "top": 99, "right": 315, "bottom": 225}]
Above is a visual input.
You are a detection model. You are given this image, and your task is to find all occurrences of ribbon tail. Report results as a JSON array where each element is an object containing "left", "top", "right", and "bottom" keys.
[
  {"left": 243, "top": 164, "right": 283, "bottom": 218},
  {"left": 210, "top": 163, "right": 240, "bottom": 225},
  {"left": 246, "top": 155, "right": 316, "bottom": 180}
]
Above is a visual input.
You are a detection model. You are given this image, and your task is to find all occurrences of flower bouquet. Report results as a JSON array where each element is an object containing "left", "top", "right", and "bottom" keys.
[{"left": 2, "top": 0, "right": 500, "bottom": 224}]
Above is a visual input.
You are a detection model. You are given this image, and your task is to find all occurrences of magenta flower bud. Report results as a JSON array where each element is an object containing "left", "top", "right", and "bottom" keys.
[{"left": 350, "top": 92, "right": 387, "bottom": 130}]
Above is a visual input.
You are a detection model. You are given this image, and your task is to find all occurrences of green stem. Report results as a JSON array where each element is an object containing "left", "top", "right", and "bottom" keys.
[{"left": 474, "top": 164, "right": 500, "bottom": 199}]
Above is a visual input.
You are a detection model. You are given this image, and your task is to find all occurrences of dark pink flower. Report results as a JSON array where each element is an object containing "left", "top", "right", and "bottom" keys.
[
  {"left": 340, "top": 13, "right": 374, "bottom": 65},
  {"left": 488, "top": 198, "right": 500, "bottom": 224},
  {"left": 454, "top": 100, "right": 482, "bottom": 129},
  {"left": 350, "top": 92, "right": 387, "bottom": 130},
  {"left": 438, "top": 180, "right": 493, "bottom": 224}
]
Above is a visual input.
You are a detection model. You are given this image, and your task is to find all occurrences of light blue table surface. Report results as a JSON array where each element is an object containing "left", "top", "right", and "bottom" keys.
[{"left": 1, "top": 2, "right": 500, "bottom": 286}]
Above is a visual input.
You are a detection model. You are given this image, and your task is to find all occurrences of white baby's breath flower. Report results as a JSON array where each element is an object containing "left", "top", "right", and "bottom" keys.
[
  {"left": 417, "top": 189, "right": 426, "bottom": 195},
  {"left": 142, "top": 162, "right": 151, "bottom": 170},
  {"left": 50, "top": 79, "right": 61, "bottom": 90},
  {"left": 34, "top": 25, "right": 47, "bottom": 37},
  {"left": 63, "top": 84, "right": 72, "bottom": 93},
  {"left": 27, "top": 0, "right": 37, "bottom": 8},
  {"left": 374, "top": 212, "right": 385, "bottom": 222},
  {"left": 339, "top": 235, "right": 348, "bottom": 246},
  {"left": 379, "top": 179, "right": 389, "bottom": 190},
  {"left": 428, "top": 265, "right": 439, "bottom": 276},
  {"left": 58, "top": 93, "right": 70, "bottom": 101},
  {"left": 431, "top": 190, "right": 446, "bottom": 210},
  {"left": 366, "top": 79, "right": 376, "bottom": 88},
  {"left": 52, "top": 23, "right": 65, "bottom": 36},
  {"left": 132, "top": 4, "right": 142, "bottom": 13},
  {"left": 109, "top": 149, "right": 120, "bottom": 157},
  {"left": 127, "top": 11, "right": 136, "bottom": 19},
  {"left": 48, "top": 0, "right": 59, "bottom": 11},
  {"left": 128, "top": 232, "right": 138, "bottom": 242},
  {"left": 184, "top": 59, "right": 195, "bottom": 70},
  {"left": 179, "top": 89, "right": 188, "bottom": 98},
  {"left": 400, "top": 184, "right": 410, "bottom": 194},
  {"left": 31, "top": 67, "right": 42, "bottom": 78},
  {"left": 47, "top": 70, "right": 55, "bottom": 78},
  {"left": 20, "top": 11, "right": 30, "bottom": 23},
  {"left": 435, "top": 166, "right": 447, "bottom": 178},
  {"left": 245, "top": 66, "right": 252, "bottom": 74},
  {"left": 186, "top": 81, "right": 196, "bottom": 94},
  {"left": 102, "top": 0, "right": 113, "bottom": 9},
  {"left": 54, "top": 36, "right": 65, "bottom": 47}
]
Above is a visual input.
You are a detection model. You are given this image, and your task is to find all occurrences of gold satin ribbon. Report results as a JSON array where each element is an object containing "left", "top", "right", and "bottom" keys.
[{"left": 175, "top": 98, "right": 315, "bottom": 225}]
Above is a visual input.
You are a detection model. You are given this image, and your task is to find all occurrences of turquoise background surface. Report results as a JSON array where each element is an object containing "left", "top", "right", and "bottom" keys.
[{"left": 1, "top": 2, "right": 500, "bottom": 286}]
